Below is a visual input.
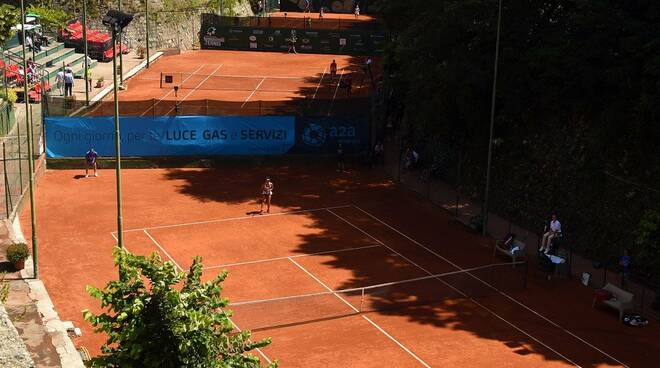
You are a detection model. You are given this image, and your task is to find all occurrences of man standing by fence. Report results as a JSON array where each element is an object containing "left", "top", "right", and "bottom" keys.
[{"left": 64, "top": 69, "right": 75, "bottom": 97}]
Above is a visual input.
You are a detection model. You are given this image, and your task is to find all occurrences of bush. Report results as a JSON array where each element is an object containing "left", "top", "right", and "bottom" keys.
[
  {"left": 6, "top": 243, "right": 29, "bottom": 263},
  {"left": 0, "top": 89, "right": 18, "bottom": 106},
  {"left": 83, "top": 247, "right": 277, "bottom": 367}
]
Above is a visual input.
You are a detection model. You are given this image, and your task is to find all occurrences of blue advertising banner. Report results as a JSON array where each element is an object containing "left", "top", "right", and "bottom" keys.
[
  {"left": 45, "top": 116, "right": 296, "bottom": 157},
  {"left": 293, "top": 116, "right": 369, "bottom": 154}
]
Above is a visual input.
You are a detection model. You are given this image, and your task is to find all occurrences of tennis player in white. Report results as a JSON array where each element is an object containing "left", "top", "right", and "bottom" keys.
[{"left": 260, "top": 177, "right": 274, "bottom": 213}]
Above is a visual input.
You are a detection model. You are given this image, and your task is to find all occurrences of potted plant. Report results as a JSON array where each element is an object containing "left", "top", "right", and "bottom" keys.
[
  {"left": 96, "top": 76, "right": 104, "bottom": 88},
  {"left": 6, "top": 243, "right": 29, "bottom": 271}
]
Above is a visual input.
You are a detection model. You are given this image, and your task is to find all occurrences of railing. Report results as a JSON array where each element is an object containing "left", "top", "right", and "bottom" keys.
[{"left": 201, "top": 13, "right": 382, "bottom": 32}]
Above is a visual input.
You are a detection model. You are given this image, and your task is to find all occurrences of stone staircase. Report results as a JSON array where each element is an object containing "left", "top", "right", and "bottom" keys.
[{"left": 4, "top": 37, "right": 98, "bottom": 82}]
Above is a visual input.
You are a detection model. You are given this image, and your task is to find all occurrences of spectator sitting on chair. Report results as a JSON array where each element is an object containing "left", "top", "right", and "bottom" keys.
[
  {"left": 539, "top": 213, "right": 561, "bottom": 254},
  {"left": 502, "top": 232, "right": 517, "bottom": 251},
  {"left": 85, "top": 148, "right": 99, "bottom": 177}
]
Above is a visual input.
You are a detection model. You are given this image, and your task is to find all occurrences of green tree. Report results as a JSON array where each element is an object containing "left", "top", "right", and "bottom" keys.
[
  {"left": 0, "top": 4, "right": 19, "bottom": 46},
  {"left": 27, "top": 5, "right": 69, "bottom": 31},
  {"left": 83, "top": 247, "right": 277, "bottom": 368},
  {"left": 634, "top": 210, "right": 660, "bottom": 278}
]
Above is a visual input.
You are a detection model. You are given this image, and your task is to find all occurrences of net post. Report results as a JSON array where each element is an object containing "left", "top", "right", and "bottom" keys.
[
  {"left": 360, "top": 288, "right": 365, "bottom": 312},
  {"left": 160, "top": 72, "right": 163, "bottom": 88}
]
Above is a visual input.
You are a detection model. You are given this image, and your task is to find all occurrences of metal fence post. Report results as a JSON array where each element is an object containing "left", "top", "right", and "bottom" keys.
[{"left": 2, "top": 142, "right": 10, "bottom": 217}]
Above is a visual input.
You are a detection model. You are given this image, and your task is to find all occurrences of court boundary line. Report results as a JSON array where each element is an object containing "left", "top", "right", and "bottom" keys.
[
  {"left": 203, "top": 244, "right": 382, "bottom": 270},
  {"left": 241, "top": 78, "right": 265, "bottom": 108},
  {"left": 141, "top": 229, "right": 273, "bottom": 364},
  {"left": 309, "top": 65, "right": 327, "bottom": 105},
  {"left": 164, "top": 64, "right": 224, "bottom": 115},
  {"left": 327, "top": 68, "right": 344, "bottom": 116},
  {"left": 327, "top": 208, "right": 580, "bottom": 367},
  {"left": 351, "top": 205, "right": 628, "bottom": 368},
  {"left": 143, "top": 229, "right": 184, "bottom": 271},
  {"left": 287, "top": 257, "right": 431, "bottom": 368},
  {"left": 113, "top": 204, "right": 352, "bottom": 234},
  {"left": 140, "top": 64, "right": 205, "bottom": 117}
]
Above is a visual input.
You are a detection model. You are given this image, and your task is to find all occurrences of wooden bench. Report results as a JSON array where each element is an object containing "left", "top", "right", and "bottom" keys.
[{"left": 592, "top": 283, "right": 634, "bottom": 321}]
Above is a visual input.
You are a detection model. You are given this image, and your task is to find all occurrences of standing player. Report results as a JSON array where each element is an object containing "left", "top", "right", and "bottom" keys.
[
  {"left": 355, "top": 4, "right": 360, "bottom": 18},
  {"left": 330, "top": 59, "right": 337, "bottom": 78},
  {"left": 85, "top": 148, "right": 99, "bottom": 177},
  {"left": 288, "top": 31, "right": 298, "bottom": 54},
  {"left": 336, "top": 143, "right": 345, "bottom": 172},
  {"left": 260, "top": 177, "right": 274, "bottom": 213}
]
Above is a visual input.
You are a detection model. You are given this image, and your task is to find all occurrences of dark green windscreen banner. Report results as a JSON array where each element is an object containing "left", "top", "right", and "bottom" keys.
[{"left": 200, "top": 14, "right": 386, "bottom": 55}]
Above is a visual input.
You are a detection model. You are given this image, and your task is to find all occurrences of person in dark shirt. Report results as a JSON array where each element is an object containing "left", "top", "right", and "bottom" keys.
[
  {"left": 337, "top": 143, "right": 345, "bottom": 172},
  {"left": 619, "top": 249, "right": 632, "bottom": 290},
  {"left": 85, "top": 148, "right": 98, "bottom": 177}
]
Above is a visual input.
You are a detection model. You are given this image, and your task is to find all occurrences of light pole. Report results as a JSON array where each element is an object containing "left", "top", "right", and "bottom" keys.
[
  {"left": 103, "top": 10, "right": 133, "bottom": 249},
  {"left": 19, "top": 0, "right": 38, "bottom": 278},
  {"left": 482, "top": 0, "right": 503, "bottom": 236},
  {"left": 118, "top": 0, "right": 124, "bottom": 86},
  {"left": 82, "top": 0, "right": 90, "bottom": 105},
  {"left": 145, "top": 0, "right": 150, "bottom": 68}
]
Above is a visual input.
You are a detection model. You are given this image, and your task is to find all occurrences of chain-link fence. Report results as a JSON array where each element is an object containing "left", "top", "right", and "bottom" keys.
[
  {"left": 0, "top": 102, "right": 43, "bottom": 220},
  {"left": 382, "top": 132, "right": 660, "bottom": 321}
]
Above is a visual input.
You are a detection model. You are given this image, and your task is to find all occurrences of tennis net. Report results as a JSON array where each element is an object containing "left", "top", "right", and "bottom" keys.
[
  {"left": 159, "top": 72, "right": 325, "bottom": 93},
  {"left": 229, "top": 261, "right": 527, "bottom": 332}
]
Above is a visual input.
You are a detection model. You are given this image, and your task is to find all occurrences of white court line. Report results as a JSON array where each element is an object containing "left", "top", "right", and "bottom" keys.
[
  {"left": 327, "top": 68, "right": 344, "bottom": 116},
  {"left": 164, "top": 64, "right": 224, "bottom": 115},
  {"left": 309, "top": 65, "right": 327, "bottom": 105},
  {"left": 114, "top": 205, "right": 352, "bottom": 234},
  {"left": 241, "top": 78, "right": 265, "bottom": 108},
  {"left": 143, "top": 229, "right": 184, "bottom": 272},
  {"left": 203, "top": 244, "right": 382, "bottom": 270},
  {"left": 327, "top": 209, "right": 580, "bottom": 367},
  {"left": 287, "top": 257, "right": 431, "bottom": 368},
  {"left": 141, "top": 230, "right": 273, "bottom": 364},
  {"left": 351, "top": 205, "right": 628, "bottom": 368},
  {"left": 140, "top": 64, "right": 205, "bottom": 117}
]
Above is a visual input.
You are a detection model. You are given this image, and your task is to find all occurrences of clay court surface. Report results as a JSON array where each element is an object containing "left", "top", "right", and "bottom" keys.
[
  {"left": 88, "top": 50, "right": 376, "bottom": 117},
  {"left": 24, "top": 164, "right": 660, "bottom": 367}
]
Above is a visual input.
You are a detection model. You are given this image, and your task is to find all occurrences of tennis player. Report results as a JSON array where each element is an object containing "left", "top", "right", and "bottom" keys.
[
  {"left": 330, "top": 60, "right": 337, "bottom": 78},
  {"left": 85, "top": 148, "right": 98, "bottom": 178},
  {"left": 260, "top": 177, "right": 274, "bottom": 213}
]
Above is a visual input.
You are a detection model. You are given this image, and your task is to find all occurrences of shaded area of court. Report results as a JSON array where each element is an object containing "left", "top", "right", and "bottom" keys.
[{"left": 22, "top": 165, "right": 660, "bottom": 367}]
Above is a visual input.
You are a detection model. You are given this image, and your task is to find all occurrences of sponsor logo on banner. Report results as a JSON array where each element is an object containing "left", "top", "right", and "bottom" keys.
[
  {"left": 203, "top": 36, "right": 224, "bottom": 47},
  {"left": 249, "top": 35, "right": 257, "bottom": 41},
  {"left": 250, "top": 42, "right": 258, "bottom": 49},
  {"left": 302, "top": 124, "right": 326, "bottom": 147},
  {"left": 206, "top": 26, "right": 216, "bottom": 36}
]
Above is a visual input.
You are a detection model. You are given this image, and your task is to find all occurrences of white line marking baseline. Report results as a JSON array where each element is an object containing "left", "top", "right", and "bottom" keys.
[{"left": 114, "top": 205, "right": 352, "bottom": 234}]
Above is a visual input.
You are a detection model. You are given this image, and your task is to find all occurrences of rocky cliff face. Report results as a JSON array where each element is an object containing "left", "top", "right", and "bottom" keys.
[{"left": 53, "top": 0, "right": 254, "bottom": 51}]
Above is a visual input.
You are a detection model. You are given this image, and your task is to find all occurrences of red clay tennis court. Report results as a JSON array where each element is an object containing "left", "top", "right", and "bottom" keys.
[
  {"left": 25, "top": 165, "right": 659, "bottom": 367},
  {"left": 87, "top": 50, "right": 376, "bottom": 117}
]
